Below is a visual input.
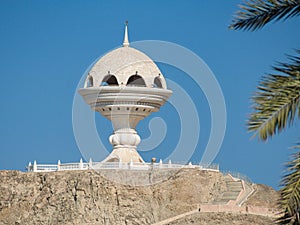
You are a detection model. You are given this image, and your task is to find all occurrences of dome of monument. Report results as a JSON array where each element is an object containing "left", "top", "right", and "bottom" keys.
[{"left": 84, "top": 24, "right": 167, "bottom": 89}]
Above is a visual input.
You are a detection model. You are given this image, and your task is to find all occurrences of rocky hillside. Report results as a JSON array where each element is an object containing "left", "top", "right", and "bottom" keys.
[{"left": 0, "top": 169, "right": 278, "bottom": 225}]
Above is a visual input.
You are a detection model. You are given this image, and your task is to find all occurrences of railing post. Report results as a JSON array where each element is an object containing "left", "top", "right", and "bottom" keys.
[
  {"left": 199, "top": 162, "right": 203, "bottom": 170},
  {"left": 27, "top": 162, "right": 32, "bottom": 172},
  {"left": 79, "top": 158, "right": 83, "bottom": 170},
  {"left": 168, "top": 159, "right": 172, "bottom": 168},
  {"left": 129, "top": 159, "right": 133, "bottom": 169},
  {"left": 33, "top": 160, "right": 37, "bottom": 172},
  {"left": 159, "top": 159, "right": 162, "bottom": 168},
  {"left": 88, "top": 158, "right": 93, "bottom": 169},
  {"left": 57, "top": 160, "right": 61, "bottom": 171},
  {"left": 119, "top": 159, "right": 122, "bottom": 169}
]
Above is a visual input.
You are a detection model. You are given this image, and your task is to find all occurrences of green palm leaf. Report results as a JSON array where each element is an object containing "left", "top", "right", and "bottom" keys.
[
  {"left": 230, "top": 2, "right": 300, "bottom": 224},
  {"left": 248, "top": 51, "right": 300, "bottom": 140},
  {"left": 230, "top": 0, "right": 300, "bottom": 31},
  {"left": 277, "top": 149, "right": 300, "bottom": 224}
]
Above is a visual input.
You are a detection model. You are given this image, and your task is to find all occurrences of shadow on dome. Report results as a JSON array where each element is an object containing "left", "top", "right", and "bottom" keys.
[
  {"left": 153, "top": 76, "right": 163, "bottom": 88},
  {"left": 101, "top": 74, "right": 119, "bottom": 86},
  {"left": 84, "top": 75, "right": 94, "bottom": 88},
  {"left": 126, "top": 75, "right": 146, "bottom": 87}
]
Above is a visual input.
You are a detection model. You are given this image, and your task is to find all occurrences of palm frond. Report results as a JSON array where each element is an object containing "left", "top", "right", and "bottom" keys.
[
  {"left": 277, "top": 149, "right": 300, "bottom": 225},
  {"left": 248, "top": 51, "right": 300, "bottom": 140},
  {"left": 230, "top": 0, "right": 300, "bottom": 31}
]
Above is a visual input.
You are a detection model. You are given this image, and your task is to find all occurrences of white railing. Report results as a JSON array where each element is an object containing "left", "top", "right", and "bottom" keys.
[
  {"left": 222, "top": 170, "right": 253, "bottom": 184},
  {"left": 26, "top": 159, "right": 220, "bottom": 173}
]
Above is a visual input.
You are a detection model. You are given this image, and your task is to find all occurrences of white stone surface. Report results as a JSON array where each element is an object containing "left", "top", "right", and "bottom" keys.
[
  {"left": 85, "top": 47, "right": 167, "bottom": 89},
  {"left": 79, "top": 23, "right": 172, "bottom": 163}
]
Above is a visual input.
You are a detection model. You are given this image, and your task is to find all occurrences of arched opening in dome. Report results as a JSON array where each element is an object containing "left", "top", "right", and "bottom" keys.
[
  {"left": 86, "top": 76, "right": 94, "bottom": 87},
  {"left": 126, "top": 75, "right": 146, "bottom": 87},
  {"left": 153, "top": 77, "right": 163, "bottom": 88},
  {"left": 101, "top": 75, "right": 118, "bottom": 86}
]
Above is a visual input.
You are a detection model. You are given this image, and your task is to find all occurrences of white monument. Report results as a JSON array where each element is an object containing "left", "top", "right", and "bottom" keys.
[{"left": 79, "top": 22, "right": 172, "bottom": 163}]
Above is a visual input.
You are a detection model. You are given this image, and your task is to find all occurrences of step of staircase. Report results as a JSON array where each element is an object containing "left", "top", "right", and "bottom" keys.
[{"left": 213, "top": 175, "right": 243, "bottom": 205}]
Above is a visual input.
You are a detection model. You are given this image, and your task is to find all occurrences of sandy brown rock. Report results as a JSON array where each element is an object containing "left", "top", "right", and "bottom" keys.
[
  {"left": 244, "top": 183, "right": 279, "bottom": 208},
  {"left": 0, "top": 169, "right": 277, "bottom": 225}
]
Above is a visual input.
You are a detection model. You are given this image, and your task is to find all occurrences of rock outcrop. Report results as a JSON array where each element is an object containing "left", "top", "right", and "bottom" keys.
[{"left": 0, "top": 169, "right": 278, "bottom": 225}]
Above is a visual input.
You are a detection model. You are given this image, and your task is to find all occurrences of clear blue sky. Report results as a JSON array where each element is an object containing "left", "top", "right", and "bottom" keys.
[{"left": 0, "top": 1, "right": 299, "bottom": 189}]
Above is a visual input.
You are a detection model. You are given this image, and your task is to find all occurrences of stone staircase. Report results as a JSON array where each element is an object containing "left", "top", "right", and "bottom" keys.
[
  {"left": 151, "top": 174, "right": 256, "bottom": 225},
  {"left": 213, "top": 175, "right": 243, "bottom": 204}
]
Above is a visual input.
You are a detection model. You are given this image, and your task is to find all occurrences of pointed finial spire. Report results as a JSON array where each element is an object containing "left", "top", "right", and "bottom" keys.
[{"left": 123, "top": 21, "right": 129, "bottom": 47}]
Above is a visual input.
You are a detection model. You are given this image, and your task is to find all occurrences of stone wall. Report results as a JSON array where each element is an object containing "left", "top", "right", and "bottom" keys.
[{"left": 198, "top": 204, "right": 279, "bottom": 217}]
